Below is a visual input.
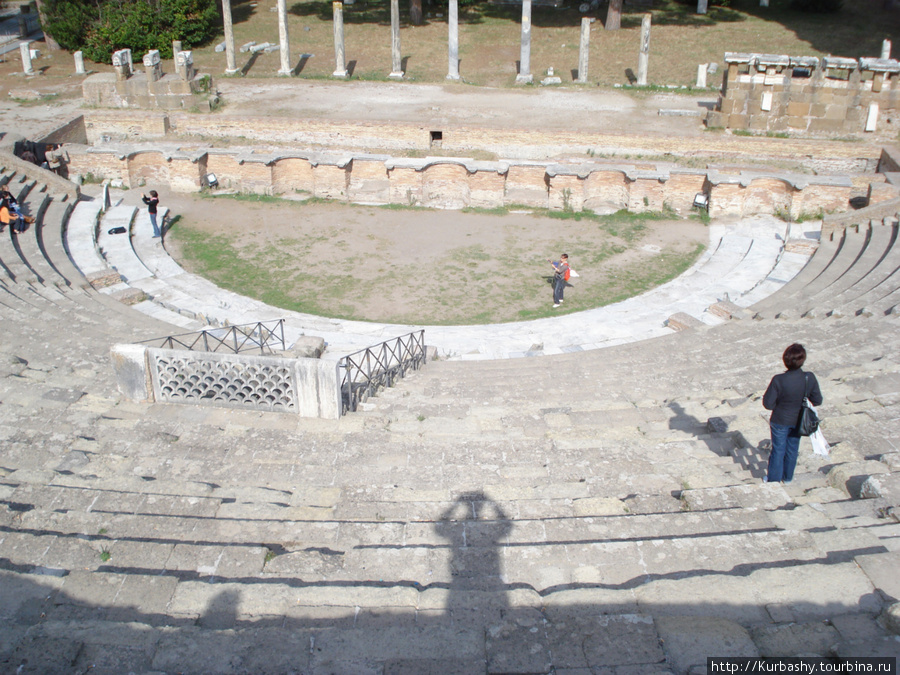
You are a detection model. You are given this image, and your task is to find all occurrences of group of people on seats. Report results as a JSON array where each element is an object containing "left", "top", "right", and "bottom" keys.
[{"left": 0, "top": 184, "right": 33, "bottom": 233}]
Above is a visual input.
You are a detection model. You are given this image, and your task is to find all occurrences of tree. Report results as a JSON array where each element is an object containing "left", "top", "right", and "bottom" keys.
[
  {"left": 41, "top": 0, "right": 220, "bottom": 63},
  {"left": 410, "top": 0, "right": 423, "bottom": 25},
  {"left": 33, "top": 0, "right": 61, "bottom": 50},
  {"left": 606, "top": 0, "right": 622, "bottom": 29}
]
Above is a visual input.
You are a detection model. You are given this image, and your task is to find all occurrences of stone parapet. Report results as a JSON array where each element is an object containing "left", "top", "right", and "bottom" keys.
[{"left": 110, "top": 344, "right": 341, "bottom": 419}]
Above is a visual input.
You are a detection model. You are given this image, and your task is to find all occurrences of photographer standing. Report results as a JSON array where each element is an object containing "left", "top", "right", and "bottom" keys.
[{"left": 142, "top": 190, "right": 161, "bottom": 238}]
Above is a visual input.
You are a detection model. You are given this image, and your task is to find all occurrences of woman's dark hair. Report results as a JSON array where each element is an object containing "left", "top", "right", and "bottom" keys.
[
  {"left": 150, "top": 190, "right": 158, "bottom": 198},
  {"left": 782, "top": 343, "right": 807, "bottom": 370}
]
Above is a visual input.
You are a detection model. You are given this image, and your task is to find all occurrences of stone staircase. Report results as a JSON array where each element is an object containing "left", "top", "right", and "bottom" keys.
[
  {"left": 1, "top": 172, "right": 900, "bottom": 671},
  {"left": 2, "top": 295, "right": 900, "bottom": 672},
  {"left": 753, "top": 216, "right": 900, "bottom": 319}
]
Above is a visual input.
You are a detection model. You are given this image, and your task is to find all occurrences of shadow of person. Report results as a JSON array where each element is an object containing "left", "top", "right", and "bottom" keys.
[
  {"left": 435, "top": 491, "right": 513, "bottom": 623},
  {"left": 198, "top": 588, "right": 241, "bottom": 630}
]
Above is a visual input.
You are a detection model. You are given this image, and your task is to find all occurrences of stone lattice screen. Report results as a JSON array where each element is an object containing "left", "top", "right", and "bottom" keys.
[
  {"left": 148, "top": 349, "right": 296, "bottom": 412},
  {"left": 111, "top": 344, "right": 342, "bottom": 419}
]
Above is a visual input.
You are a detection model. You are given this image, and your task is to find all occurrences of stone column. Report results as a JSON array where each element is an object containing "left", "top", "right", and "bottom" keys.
[
  {"left": 516, "top": 0, "right": 533, "bottom": 84},
  {"left": 222, "top": 0, "right": 239, "bottom": 74},
  {"left": 882, "top": 40, "right": 892, "bottom": 59},
  {"left": 74, "top": 51, "right": 86, "bottom": 75},
  {"left": 697, "top": 0, "right": 708, "bottom": 13},
  {"left": 576, "top": 17, "right": 591, "bottom": 83},
  {"left": 389, "top": 0, "right": 403, "bottom": 78},
  {"left": 447, "top": 0, "right": 460, "bottom": 80},
  {"left": 19, "top": 41, "right": 33, "bottom": 75},
  {"left": 277, "top": 0, "right": 292, "bottom": 75},
  {"left": 696, "top": 63, "right": 707, "bottom": 87},
  {"left": 332, "top": 2, "right": 349, "bottom": 77},
  {"left": 172, "top": 40, "right": 183, "bottom": 56},
  {"left": 637, "top": 13, "right": 650, "bottom": 86}
]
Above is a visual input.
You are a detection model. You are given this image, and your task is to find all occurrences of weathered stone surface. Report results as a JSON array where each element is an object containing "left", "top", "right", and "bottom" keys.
[
  {"left": 880, "top": 602, "right": 900, "bottom": 635},
  {"left": 826, "top": 461, "right": 892, "bottom": 497},
  {"left": 666, "top": 312, "right": 705, "bottom": 332},
  {"left": 859, "top": 473, "right": 900, "bottom": 503},
  {"left": 283, "top": 335, "right": 326, "bottom": 359},
  {"left": 0, "top": 354, "right": 28, "bottom": 377},
  {"left": 750, "top": 621, "right": 840, "bottom": 657},
  {"left": 656, "top": 616, "right": 758, "bottom": 673},
  {"left": 855, "top": 552, "right": 900, "bottom": 601}
]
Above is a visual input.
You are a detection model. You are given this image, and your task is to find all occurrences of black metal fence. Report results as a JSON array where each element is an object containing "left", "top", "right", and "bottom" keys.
[
  {"left": 139, "top": 319, "right": 287, "bottom": 355},
  {"left": 338, "top": 330, "right": 426, "bottom": 414}
]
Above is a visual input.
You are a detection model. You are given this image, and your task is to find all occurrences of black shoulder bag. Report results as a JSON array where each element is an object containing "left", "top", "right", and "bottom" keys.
[{"left": 797, "top": 373, "right": 819, "bottom": 437}]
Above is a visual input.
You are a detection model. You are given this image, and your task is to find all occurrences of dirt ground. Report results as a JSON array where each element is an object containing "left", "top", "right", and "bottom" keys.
[{"left": 162, "top": 190, "right": 707, "bottom": 324}]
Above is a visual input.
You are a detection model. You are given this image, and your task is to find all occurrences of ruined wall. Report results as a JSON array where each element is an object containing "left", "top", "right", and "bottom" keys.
[
  {"left": 76, "top": 110, "right": 879, "bottom": 174},
  {"left": 707, "top": 53, "right": 900, "bottom": 134},
  {"left": 83, "top": 72, "right": 213, "bottom": 112},
  {"left": 64, "top": 144, "right": 854, "bottom": 220}
]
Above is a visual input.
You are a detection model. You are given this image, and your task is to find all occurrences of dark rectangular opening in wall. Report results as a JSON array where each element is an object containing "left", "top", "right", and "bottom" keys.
[
  {"left": 430, "top": 130, "right": 443, "bottom": 148},
  {"left": 792, "top": 68, "right": 811, "bottom": 78}
]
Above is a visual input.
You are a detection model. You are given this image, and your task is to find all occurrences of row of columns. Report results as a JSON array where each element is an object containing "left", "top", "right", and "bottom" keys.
[{"left": 219, "top": 0, "right": 647, "bottom": 85}]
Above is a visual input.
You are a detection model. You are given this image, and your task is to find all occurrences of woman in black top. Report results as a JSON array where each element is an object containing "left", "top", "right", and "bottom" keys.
[
  {"left": 142, "top": 190, "right": 160, "bottom": 238},
  {"left": 762, "top": 343, "right": 823, "bottom": 484}
]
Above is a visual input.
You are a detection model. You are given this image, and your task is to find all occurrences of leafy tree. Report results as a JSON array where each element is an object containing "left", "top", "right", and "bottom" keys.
[{"left": 41, "top": 0, "right": 220, "bottom": 63}]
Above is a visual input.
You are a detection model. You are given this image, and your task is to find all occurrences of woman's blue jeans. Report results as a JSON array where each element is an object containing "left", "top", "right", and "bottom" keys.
[{"left": 767, "top": 422, "right": 800, "bottom": 483}]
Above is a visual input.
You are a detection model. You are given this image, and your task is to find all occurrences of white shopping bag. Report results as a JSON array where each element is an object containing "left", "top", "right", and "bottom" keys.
[{"left": 810, "top": 428, "right": 830, "bottom": 457}]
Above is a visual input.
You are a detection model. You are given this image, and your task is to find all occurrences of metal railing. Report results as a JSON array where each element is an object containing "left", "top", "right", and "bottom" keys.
[
  {"left": 139, "top": 319, "right": 287, "bottom": 355},
  {"left": 338, "top": 330, "right": 426, "bottom": 414}
]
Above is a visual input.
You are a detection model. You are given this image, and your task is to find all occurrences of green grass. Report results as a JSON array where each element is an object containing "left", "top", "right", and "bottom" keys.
[
  {"left": 183, "top": 0, "right": 900, "bottom": 89},
  {"left": 169, "top": 203, "right": 706, "bottom": 325}
]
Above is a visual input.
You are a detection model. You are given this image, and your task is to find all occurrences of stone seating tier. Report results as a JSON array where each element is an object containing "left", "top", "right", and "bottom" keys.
[
  {"left": 1, "top": 168, "right": 900, "bottom": 672},
  {"left": 1, "top": 297, "right": 899, "bottom": 672}
]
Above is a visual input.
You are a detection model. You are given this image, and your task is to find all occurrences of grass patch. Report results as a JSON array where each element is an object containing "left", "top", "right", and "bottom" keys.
[
  {"left": 188, "top": 0, "right": 900, "bottom": 88},
  {"left": 169, "top": 200, "right": 706, "bottom": 325},
  {"left": 201, "top": 192, "right": 286, "bottom": 204}
]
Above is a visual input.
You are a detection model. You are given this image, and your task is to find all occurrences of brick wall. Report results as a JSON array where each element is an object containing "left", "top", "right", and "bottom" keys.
[{"left": 63, "top": 144, "right": 854, "bottom": 220}]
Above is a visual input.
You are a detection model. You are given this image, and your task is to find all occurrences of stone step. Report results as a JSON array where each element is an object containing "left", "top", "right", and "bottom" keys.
[
  {"left": 3, "top": 480, "right": 881, "bottom": 596},
  {"left": 10, "top": 187, "right": 54, "bottom": 285},
  {"left": 752, "top": 229, "right": 840, "bottom": 313},
  {"left": 96, "top": 204, "right": 144, "bottom": 281},
  {"left": 822, "top": 222, "right": 900, "bottom": 314},
  {"left": 65, "top": 199, "right": 118, "bottom": 289},
  {"left": 791, "top": 224, "right": 868, "bottom": 305},
  {"left": 30, "top": 197, "right": 76, "bottom": 287},
  {"left": 41, "top": 199, "right": 89, "bottom": 289}
]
